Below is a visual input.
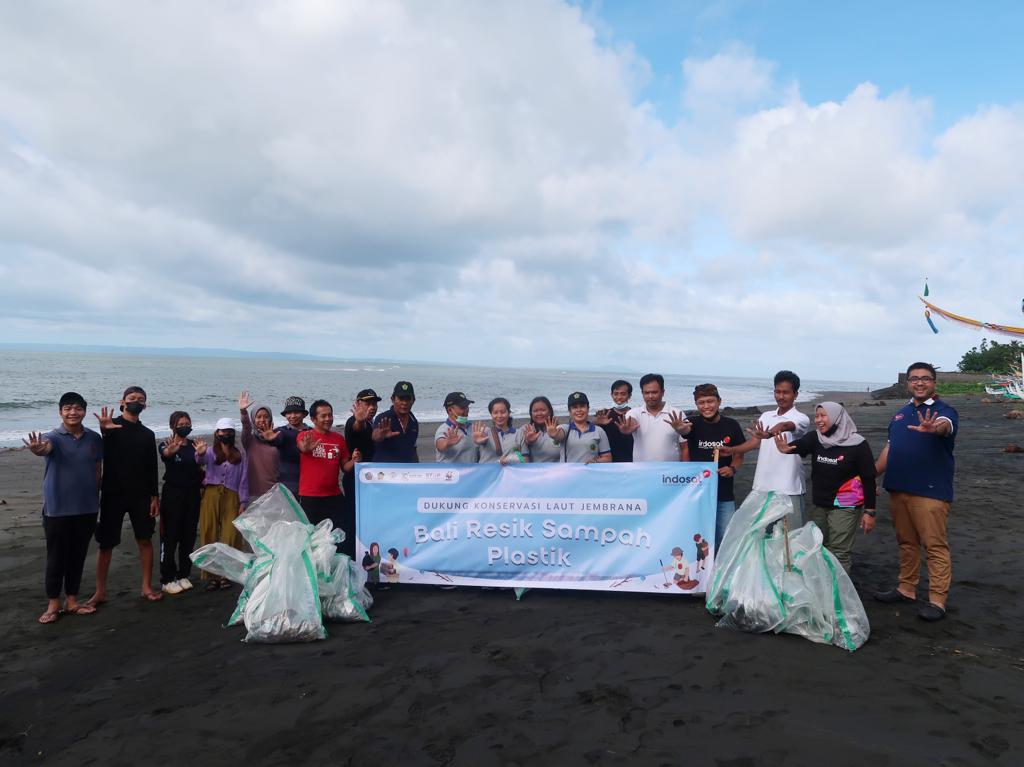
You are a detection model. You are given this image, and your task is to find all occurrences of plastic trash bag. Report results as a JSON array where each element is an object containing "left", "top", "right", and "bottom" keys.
[
  {"left": 320, "top": 555, "right": 373, "bottom": 622},
  {"left": 706, "top": 491, "right": 870, "bottom": 651},
  {"left": 234, "top": 483, "right": 311, "bottom": 549},
  {"left": 190, "top": 542, "right": 254, "bottom": 584},
  {"left": 240, "top": 519, "right": 326, "bottom": 643}
]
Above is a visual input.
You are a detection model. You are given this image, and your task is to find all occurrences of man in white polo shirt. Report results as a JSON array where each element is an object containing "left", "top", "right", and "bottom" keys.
[{"left": 619, "top": 373, "right": 691, "bottom": 461}]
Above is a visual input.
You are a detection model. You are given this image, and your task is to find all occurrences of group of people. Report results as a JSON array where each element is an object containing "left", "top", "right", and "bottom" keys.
[{"left": 25, "top": 362, "right": 958, "bottom": 625}]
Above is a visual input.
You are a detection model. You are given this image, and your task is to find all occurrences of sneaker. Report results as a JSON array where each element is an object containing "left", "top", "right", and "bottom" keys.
[
  {"left": 874, "top": 588, "right": 916, "bottom": 604},
  {"left": 162, "top": 581, "right": 183, "bottom": 595},
  {"left": 177, "top": 578, "right": 194, "bottom": 591}
]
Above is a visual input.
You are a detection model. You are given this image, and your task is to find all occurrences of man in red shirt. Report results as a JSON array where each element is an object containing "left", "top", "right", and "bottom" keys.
[{"left": 297, "top": 399, "right": 360, "bottom": 556}]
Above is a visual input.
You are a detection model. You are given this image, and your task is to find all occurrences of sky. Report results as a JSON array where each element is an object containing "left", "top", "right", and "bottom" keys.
[{"left": 1, "top": 0, "right": 1022, "bottom": 381}]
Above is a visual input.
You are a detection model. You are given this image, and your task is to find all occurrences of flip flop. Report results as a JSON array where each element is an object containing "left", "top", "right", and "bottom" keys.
[
  {"left": 38, "top": 610, "right": 61, "bottom": 624},
  {"left": 140, "top": 591, "right": 163, "bottom": 602},
  {"left": 205, "top": 580, "right": 220, "bottom": 592},
  {"left": 64, "top": 604, "right": 97, "bottom": 615}
]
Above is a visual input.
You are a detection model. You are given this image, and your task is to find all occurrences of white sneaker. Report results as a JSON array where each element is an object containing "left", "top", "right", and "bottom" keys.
[
  {"left": 177, "top": 577, "right": 194, "bottom": 591},
  {"left": 162, "top": 580, "right": 183, "bottom": 595}
]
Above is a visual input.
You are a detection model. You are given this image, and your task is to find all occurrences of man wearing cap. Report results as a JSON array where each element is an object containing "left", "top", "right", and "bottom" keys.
[
  {"left": 556, "top": 392, "right": 612, "bottom": 464},
  {"left": 268, "top": 396, "right": 309, "bottom": 497},
  {"left": 90, "top": 385, "right": 162, "bottom": 605},
  {"left": 434, "top": 392, "right": 481, "bottom": 464},
  {"left": 372, "top": 382, "right": 420, "bottom": 463},
  {"left": 24, "top": 392, "right": 104, "bottom": 623},
  {"left": 342, "top": 389, "right": 381, "bottom": 526}
]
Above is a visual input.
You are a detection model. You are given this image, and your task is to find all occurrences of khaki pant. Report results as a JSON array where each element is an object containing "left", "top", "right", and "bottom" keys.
[
  {"left": 199, "top": 484, "right": 241, "bottom": 578},
  {"left": 889, "top": 492, "right": 951, "bottom": 606},
  {"left": 810, "top": 505, "right": 860, "bottom": 573}
]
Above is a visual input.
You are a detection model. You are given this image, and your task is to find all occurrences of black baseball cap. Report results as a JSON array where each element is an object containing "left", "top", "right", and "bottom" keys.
[
  {"left": 568, "top": 391, "right": 589, "bottom": 407},
  {"left": 392, "top": 381, "right": 415, "bottom": 398},
  {"left": 443, "top": 391, "right": 474, "bottom": 408},
  {"left": 356, "top": 389, "right": 382, "bottom": 403}
]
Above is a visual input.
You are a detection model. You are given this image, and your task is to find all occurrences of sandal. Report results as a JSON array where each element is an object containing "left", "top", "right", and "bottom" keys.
[
  {"left": 64, "top": 603, "right": 96, "bottom": 615},
  {"left": 38, "top": 610, "right": 61, "bottom": 624},
  {"left": 205, "top": 579, "right": 220, "bottom": 592}
]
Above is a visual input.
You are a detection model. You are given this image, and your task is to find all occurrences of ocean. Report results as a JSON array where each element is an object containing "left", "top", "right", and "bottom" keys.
[{"left": 0, "top": 351, "right": 888, "bottom": 447}]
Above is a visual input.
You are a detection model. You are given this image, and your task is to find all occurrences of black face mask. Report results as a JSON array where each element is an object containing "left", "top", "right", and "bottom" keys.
[
  {"left": 217, "top": 433, "right": 236, "bottom": 447},
  {"left": 175, "top": 426, "right": 192, "bottom": 438},
  {"left": 124, "top": 401, "right": 146, "bottom": 415}
]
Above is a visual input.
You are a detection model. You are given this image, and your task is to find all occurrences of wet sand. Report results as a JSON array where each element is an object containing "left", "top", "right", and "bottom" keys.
[{"left": 1, "top": 393, "right": 1022, "bottom": 765}]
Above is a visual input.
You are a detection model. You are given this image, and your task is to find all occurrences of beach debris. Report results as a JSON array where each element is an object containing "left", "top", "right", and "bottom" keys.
[
  {"left": 1005, "top": 410, "right": 1024, "bottom": 420},
  {"left": 705, "top": 491, "right": 870, "bottom": 652},
  {"left": 1004, "top": 443, "right": 1023, "bottom": 454},
  {"left": 191, "top": 484, "right": 372, "bottom": 643}
]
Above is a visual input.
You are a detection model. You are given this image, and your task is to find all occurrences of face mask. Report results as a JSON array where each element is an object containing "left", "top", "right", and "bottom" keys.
[
  {"left": 217, "top": 433, "right": 236, "bottom": 446},
  {"left": 175, "top": 426, "right": 192, "bottom": 438},
  {"left": 613, "top": 403, "right": 630, "bottom": 411},
  {"left": 455, "top": 415, "right": 469, "bottom": 426},
  {"left": 124, "top": 401, "right": 146, "bottom": 415}
]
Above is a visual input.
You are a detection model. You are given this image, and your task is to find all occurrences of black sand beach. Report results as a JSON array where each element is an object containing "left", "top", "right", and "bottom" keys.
[{"left": 1, "top": 394, "right": 1022, "bottom": 765}]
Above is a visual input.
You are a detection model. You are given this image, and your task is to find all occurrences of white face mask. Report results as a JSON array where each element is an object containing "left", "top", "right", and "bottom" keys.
[{"left": 612, "top": 402, "right": 630, "bottom": 411}]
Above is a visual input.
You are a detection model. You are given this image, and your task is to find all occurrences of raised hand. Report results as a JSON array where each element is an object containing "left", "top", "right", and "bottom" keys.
[
  {"left": 524, "top": 423, "right": 541, "bottom": 444},
  {"left": 372, "top": 416, "right": 398, "bottom": 442},
  {"left": 472, "top": 422, "right": 489, "bottom": 444},
  {"left": 747, "top": 418, "right": 771, "bottom": 440},
  {"left": 773, "top": 433, "right": 796, "bottom": 454},
  {"left": 665, "top": 410, "right": 691, "bottom": 435},
  {"left": 444, "top": 425, "right": 464, "bottom": 447},
  {"left": 193, "top": 437, "right": 208, "bottom": 456},
  {"left": 298, "top": 431, "right": 318, "bottom": 453},
  {"left": 593, "top": 409, "right": 612, "bottom": 426},
  {"left": 260, "top": 428, "right": 279, "bottom": 442},
  {"left": 352, "top": 400, "right": 373, "bottom": 423},
  {"left": 238, "top": 390, "right": 253, "bottom": 411},
  {"left": 618, "top": 416, "right": 640, "bottom": 435},
  {"left": 23, "top": 431, "right": 51, "bottom": 456},
  {"left": 907, "top": 408, "right": 945, "bottom": 434},
  {"left": 93, "top": 406, "right": 122, "bottom": 431},
  {"left": 545, "top": 416, "right": 561, "bottom": 438},
  {"left": 162, "top": 434, "right": 184, "bottom": 456}
]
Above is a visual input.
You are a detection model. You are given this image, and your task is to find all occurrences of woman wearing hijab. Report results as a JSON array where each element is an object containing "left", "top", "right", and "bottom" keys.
[
  {"left": 238, "top": 390, "right": 280, "bottom": 499},
  {"left": 198, "top": 417, "right": 248, "bottom": 589},
  {"left": 775, "top": 402, "right": 876, "bottom": 573},
  {"left": 523, "top": 396, "right": 562, "bottom": 463},
  {"left": 475, "top": 397, "right": 528, "bottom": 465}
]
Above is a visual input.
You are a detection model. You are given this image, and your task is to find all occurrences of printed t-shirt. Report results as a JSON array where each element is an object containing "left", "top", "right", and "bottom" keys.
[
  {"left": 297, "top": 430, "right": 350, "bottom": 497},
  {"left": 751, "top": 408, "right": 811, "bottom": 495},
  {"left": 883, "top": 398, "right": 958, "bottom": 502},
  {"left": 791, "top": 431, "right": 877, "bottom": 509},
  {"left": 159, "top": 440, "right": 202, "bottom": 488},
  {"left": 561, "top": 422, "right": 611, "bottom": 463},
  {"left": 684, "top": 416, "right": 746, "bottom": 502},
  {"left": 42, "top": 425, "right": 104, "bottom": 518}
]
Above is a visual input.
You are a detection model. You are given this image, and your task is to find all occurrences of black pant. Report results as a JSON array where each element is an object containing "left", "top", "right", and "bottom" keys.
[
  {"left": 299, "top": 494, "right": 352, "bottom": 558},
  {"left": 43, "top": 513, "right": 97, "bottom": 599},
  {"left": 160, "top": 483, "right": 201, "bottom": 583}
]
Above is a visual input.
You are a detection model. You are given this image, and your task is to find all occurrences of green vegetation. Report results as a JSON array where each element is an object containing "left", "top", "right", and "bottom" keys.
[
  {"left": 957, "top": 338, "right": 1024, "bottom": 373},
  {"left": 935, "top": 381, "right": 986, "bottom": 396}
]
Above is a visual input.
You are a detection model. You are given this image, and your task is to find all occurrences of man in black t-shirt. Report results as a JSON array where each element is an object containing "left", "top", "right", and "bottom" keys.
[
  {"left": 682, "top": 383, "right": 746, "bottom": 551},
  {"left": 594, "top": 379, "right": 634, "bottom": 462},
  {"left": 90, "top": 385, "right": 162, "bottom": 605},
  {"left": 342, "top": 388, "right": 381, "bottom": 544}
]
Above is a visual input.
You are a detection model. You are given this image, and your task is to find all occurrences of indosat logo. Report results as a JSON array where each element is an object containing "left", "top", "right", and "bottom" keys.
[{"left": 661, "top": 471, "right": 710, "bottom": 485}]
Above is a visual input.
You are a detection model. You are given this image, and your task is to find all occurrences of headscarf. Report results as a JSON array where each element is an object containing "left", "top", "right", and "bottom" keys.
[{"left": 815, "top": 402, "right": 864, "bottom": 448}]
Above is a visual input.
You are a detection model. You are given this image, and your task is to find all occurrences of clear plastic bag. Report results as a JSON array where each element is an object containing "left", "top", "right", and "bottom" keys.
[
  {"left": 706, "top": 491, "right": 870, "bottom": 651},
  {"left": 234, "top": 483, "right": 310, "bottom": 549},
  {"left": 190, "top": 542, "right": 255, "bottom": 584},
  {"left": 320, "top": 555, "right": 373, "bottom": 623}
]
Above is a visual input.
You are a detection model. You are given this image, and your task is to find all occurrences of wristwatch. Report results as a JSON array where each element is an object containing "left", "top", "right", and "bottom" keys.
[{"left": 864, "top": 510, "right": 877, "bottom": 517}]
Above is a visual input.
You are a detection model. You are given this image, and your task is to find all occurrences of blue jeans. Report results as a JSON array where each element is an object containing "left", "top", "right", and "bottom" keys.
[{"left": 715, "top": 500, "right": 736, "bottom": 552}]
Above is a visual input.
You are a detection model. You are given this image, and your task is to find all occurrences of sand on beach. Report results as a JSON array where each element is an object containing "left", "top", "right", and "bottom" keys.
[{"left": 1, "top": 393, "right": 1022, "bottom": 765}]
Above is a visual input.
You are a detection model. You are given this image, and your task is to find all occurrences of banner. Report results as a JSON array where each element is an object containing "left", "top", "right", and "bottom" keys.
[{"left": 356, "top": 462, "right": 717, "bottom": 594}]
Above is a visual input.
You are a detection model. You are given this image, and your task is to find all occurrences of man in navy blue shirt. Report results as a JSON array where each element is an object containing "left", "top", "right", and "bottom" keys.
[
  {"left": 372, "top": 381, "right": 420, "bottom": 463},
  {"left": 874, "top": 362, "right": 958, "bottom": 622},
  {"left": 24, "top": 392, "right": 104, "bottom": 624}
]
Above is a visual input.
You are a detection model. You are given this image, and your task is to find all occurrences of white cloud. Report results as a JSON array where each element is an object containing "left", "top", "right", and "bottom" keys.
[{"left": 0, "top": 3, "right": 1022, "bottom": 379}]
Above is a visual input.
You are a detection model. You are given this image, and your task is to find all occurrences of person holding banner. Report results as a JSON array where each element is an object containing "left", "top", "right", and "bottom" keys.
[
  {"left": 477, "top": 397, "right": 528, "bottom": 465},
  {"left": 618, "top": 373, "right": 691, "bottom": 462},
  {"left": 434, "top": 392, "right": 480, "bottom": 464},
  {"left": 523, "top": 396, "right": 562, "bottom": 463},
  {"left": 554, "top": 392, "right": 611, "bottom": 464}
]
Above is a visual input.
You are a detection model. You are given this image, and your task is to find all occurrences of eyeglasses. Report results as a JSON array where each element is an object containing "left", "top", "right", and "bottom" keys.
[{"left": 908, "top": 376, "right": 935, "bottom": 383}]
